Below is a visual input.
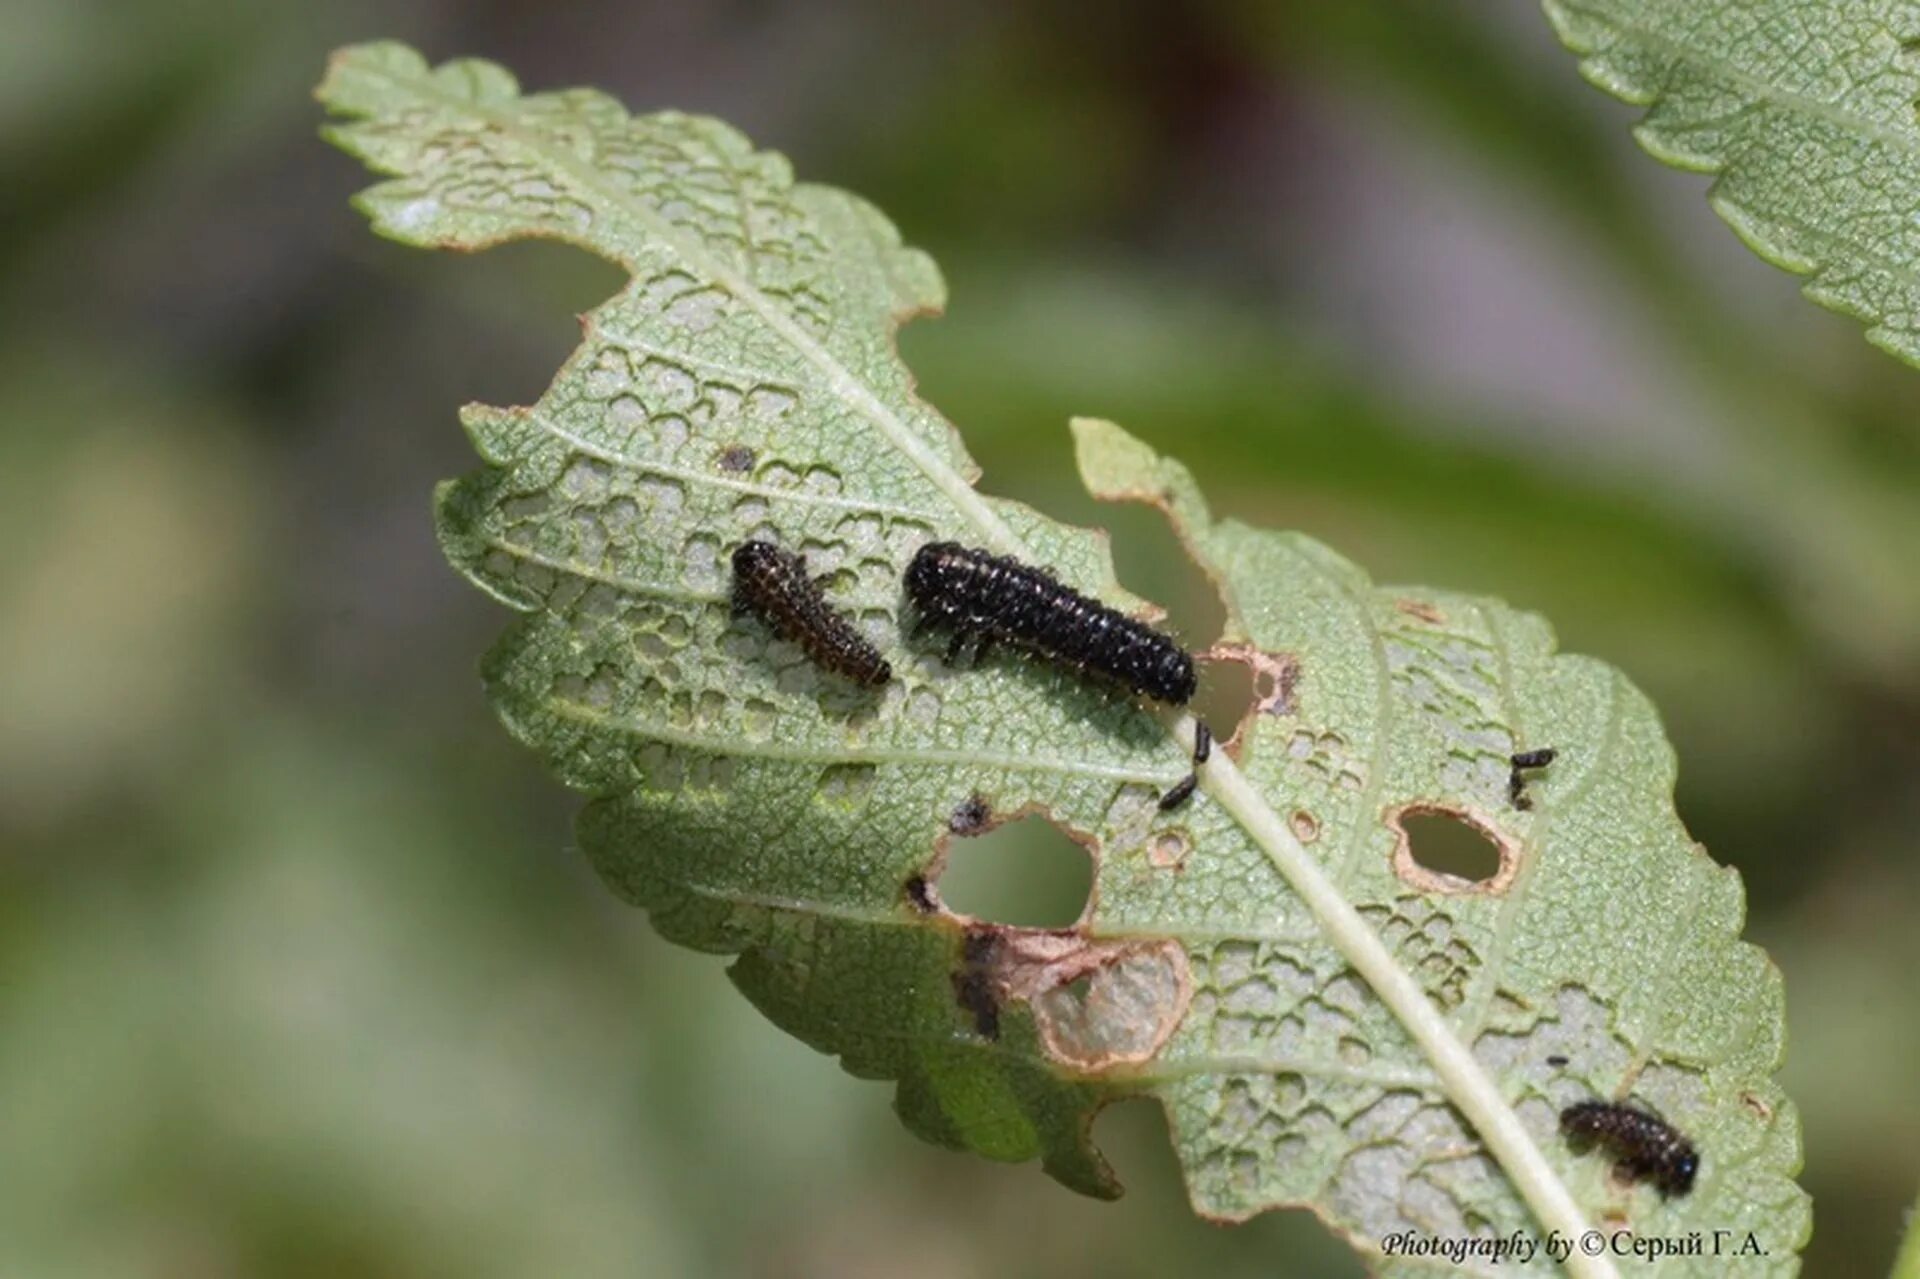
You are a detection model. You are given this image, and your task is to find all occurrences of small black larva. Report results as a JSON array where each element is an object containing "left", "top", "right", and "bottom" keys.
[
  {"left": 904, "top": 542, "right": 1196, "bottom": 703},
  {"left": 1158, "top": 722, "right": 1213, "bottom": 812},
  {"left": 732, "top": 540, "right": 891, "bottom": 687},
  {"left": 1560, "top": 1100, "right": 1698, "bottom": 1198},
  {"left": 1509, "top": 747, "right": 1557, "bottom": 810}
]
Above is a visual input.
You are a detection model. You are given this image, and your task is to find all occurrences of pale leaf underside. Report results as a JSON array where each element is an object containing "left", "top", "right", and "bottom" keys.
[
  {"left": 1547, "top": 0, "right": 1920, "bottom": 367},
  {"left": 320, "top": 43, "right": 1807, "bottom": 1275}
]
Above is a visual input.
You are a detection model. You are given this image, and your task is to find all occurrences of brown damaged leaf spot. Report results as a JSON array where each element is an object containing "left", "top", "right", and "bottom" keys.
[
  {"left": 1212, "top": 644, "right": 1298, "bottom": 716},
  {"left": 1385, "top": 802, "right": 1521, "bottom": 896},
  {"left": 1290, "top": 809, "right": 1321, "bottom": 843},
  {"left": 948, "top": 792, "right": 992, "bottom": 835},
  {"left": 984, "top": 931, "right": 1192, "bottom": 1072},
  {"left": 716, "top": 443, "right": 756, "bottom": 473},
  {"left": 1394, "top": 597, "right": 1447, "bottom": 625},
  {"left": 1203, "top": 643, "right": 1298, "bottom": 757},
  {"left": 952, "top": 926, "right": 1003, "bottom": 1038},
  {"left": 903, "top": 872, "right": 938, "bottom": 914},
  {"left": 1149, "top": 830, "right": 1191, "bottom": 870}
]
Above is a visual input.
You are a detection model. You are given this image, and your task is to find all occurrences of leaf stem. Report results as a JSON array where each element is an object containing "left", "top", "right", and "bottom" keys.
[{"left": 1193, "top": 714, "right": 1618, "bottom": 1279}]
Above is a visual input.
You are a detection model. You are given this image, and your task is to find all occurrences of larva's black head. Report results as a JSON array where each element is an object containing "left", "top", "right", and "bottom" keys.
[
  {"left": 904, "top": 541, "right": 969, "bottom": 618},
  {"left": 1153, "top": 645, "right": 1198, "bottom": 705},
  {"left": 1663, "top": 1149, "right": 1699, "bottom": 1198},
  {"left": 732, "top": 539, "right": 782, "bottom": 576}
]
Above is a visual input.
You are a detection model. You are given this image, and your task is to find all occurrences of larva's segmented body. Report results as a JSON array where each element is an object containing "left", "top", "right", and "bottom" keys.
[
  {"left": 731, "top": 541, "right": 891, "bottom": 687},
  {"left": 1560, "top": 1100, "right": 1699, "bottom": 1198},
  {"left": 903, "top": 542, "right": 1196, "bottom": 703}
]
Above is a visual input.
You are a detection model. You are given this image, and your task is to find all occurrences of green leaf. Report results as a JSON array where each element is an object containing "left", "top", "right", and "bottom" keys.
[
  {"left": 320, "top": 42, "right": 1807, "bottom": 1274},
  {"left": 1897, "top": 1185, "right": 1920, "bottom": 1279},
  {"left": 1544, "top": 0, "right": 1920, "bottom": 367}
]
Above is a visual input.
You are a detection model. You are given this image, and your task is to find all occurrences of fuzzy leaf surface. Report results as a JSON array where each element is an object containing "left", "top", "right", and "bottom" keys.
[{"left": 320, "top": 42, "right": 1806, "bottom": 1273}]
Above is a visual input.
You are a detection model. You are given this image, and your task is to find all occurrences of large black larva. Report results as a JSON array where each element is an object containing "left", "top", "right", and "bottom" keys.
[
  {"left": 905, "top": 541, "right": 1205, "bottom": 806},
  {"left": 904, "top": 542, "right": 1197, "bottom": 703},
  {"left": 731, "top": 540, "right": 891, "bottom": 687},
  {"left": 1560, "top": 1100, "right": 1699, "bottom": 1198}
]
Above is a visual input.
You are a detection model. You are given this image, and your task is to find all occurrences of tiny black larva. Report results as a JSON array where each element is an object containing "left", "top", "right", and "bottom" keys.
[
  {"left": 1157, "top": 722, "right": 1212, "bottom": 812},
  {"left": 1560, "top": 1100, "right": 1699, "bottom": 1198},
  {"left": 1508, "top": 747, "right": 1557, "bottom": 810},
  {"left": 731, "top": 540, "right": 891, "bottom": 687}
]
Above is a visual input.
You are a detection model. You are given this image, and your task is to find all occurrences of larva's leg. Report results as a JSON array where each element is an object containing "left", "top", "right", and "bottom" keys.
[{"left": 1159, "top": 722, "right": 1212, "bottom": 812}]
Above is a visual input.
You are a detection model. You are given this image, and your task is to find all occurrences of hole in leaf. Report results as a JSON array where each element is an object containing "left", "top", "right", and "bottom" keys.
[
  {"left": 1087, "top": 1098, "right": 1368, "bottom": 1265},
  {"left": 1101, "top": 498, "right": 1229, "bottom": 648},
  {"left": 408, "top": 241, "right": 629, "bottom": 408},
  {"left": 958, "top": 416, "right": 1228, "bottom": 649},
  {"left": 1206, "top": 643, "right": 1298, "bottom": 751},
  {"left": 937, "top": 813, "right": 1093, "bottom": 927},
  {"left": 1398, "top": 810, "right": 1503, "bottom": 885},
  {"left": 1193, "top": 649, "right": 1254, "bottom": 748}
]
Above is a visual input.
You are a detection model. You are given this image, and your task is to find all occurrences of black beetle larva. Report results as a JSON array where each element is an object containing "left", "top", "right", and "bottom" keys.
[
  {"left": 732, "top": 540, "right": 891, "bottom": 686},
  {"left": 904, "top": 541, "right": 1196, "bottom": 703},
  {"left": 906, "top": 541, "right": 1205, "bottom": 809},
  {"left": 1560, "top": 1100, "right": 1698, "bottom": 1198}
]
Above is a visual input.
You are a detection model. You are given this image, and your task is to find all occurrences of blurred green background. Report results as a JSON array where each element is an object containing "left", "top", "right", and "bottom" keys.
[{"left": 4, "top": 2, "right": 1917, "bottom": 1275}]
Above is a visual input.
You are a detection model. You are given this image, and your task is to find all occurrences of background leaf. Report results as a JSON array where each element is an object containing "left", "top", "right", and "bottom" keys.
[
  {"left": 1896, "top": 1190, "right": 1920, "bottom": 1279},
  {"left": 322, "top": 41, "right": 1808, "bottom": 1272},
  {"left": 1544, "top": 0, "right": 1920, "bottom": 366}
]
